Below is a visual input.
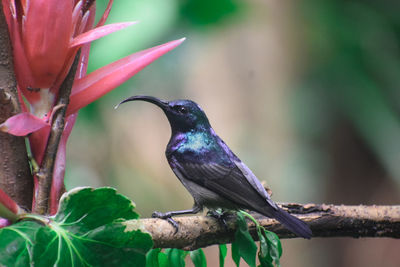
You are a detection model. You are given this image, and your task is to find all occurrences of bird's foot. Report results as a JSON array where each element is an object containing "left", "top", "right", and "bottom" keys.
[
  {"left": 207, "top": 210, "right": 230, "bottom": 231},
  {"left": 152, "top": 211, "right": 179, "bottom": 233}
]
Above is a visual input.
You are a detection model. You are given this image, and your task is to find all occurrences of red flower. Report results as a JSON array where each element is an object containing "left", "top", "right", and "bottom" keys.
[
  {"left": 2, "top": 0, "right": 135, "bottom": 113},
  {"left": 0, "top": 0, "right": 185, "bottom": 214}
]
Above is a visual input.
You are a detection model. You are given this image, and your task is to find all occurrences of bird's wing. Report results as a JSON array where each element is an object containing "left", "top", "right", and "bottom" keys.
[
  {"left": 171, "top": 157, "right": 278, "bottom": 211},
  {"left": 233, "top": 160, "right": 279, "bottom": 210}
]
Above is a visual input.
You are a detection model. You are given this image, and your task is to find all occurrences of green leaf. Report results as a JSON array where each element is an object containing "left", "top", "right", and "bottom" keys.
[
  {"left": 157, "top": 250, "right": 170, "bottom": 267},
  {"left": 265, "top": 230, "right": 282, "bottom": 266},
  {"left": 146, "top": 249, "right": 172, "bottom": 267},
  {"left": 165, "top": 248, "right": 188, "bottom": 267},
  {"left": 0, "top": 187, "right": 153, "bottom": 266},
  {"left": 219, "top": 244, "right": 227, "bottom": 267},
  {"left": 265, "top": 231, "right": 282, "bottom": 259},
  {"left": 232, "top": 212, "right": 257, "bottom": 267},
  {"left": 258, "top": 230, "right": 273, "bottom": 267},
  {"left": 237, "top": 210, "right": 283, "bottom": 267},
  {"left": 147, "top": 248, "right": 162, "bottom": 267},
  {"left": 54, "top": 187, "right": 139, "bottom": 228},
  {"left": 257, "top": 229, "right": 282, "bottom": 267},
  {"left": 190, "top": 248, "right": 207, "bottom": 267},
  {"left": 231, "top": 242, "right": 240, "bottom": 267},
  {"left": 0, "top": 220, "right": 41, "bottom": 266}
]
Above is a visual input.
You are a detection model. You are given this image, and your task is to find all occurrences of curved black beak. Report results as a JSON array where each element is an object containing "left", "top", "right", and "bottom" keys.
[{"left": 115, "top": 95, "right": 169, "bottom": 110}]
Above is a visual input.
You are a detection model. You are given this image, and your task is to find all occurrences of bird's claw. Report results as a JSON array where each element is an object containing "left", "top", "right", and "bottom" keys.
[
  {"left": 152, "top": 211, "right": 166, "bottom": 218},
  {"left": 152, "top": 211, "right": 179, "bottom": 234},
  {"left": 207, "top": 210, "right": 229, "bottom": 230},
  {"left": 166, "top": 218, "right": 179, "bottom": 233}
]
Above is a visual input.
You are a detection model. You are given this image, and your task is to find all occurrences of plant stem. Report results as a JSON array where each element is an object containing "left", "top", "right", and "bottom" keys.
[{"left": 33, "top": 51, "right": 80, "bottom": 215}]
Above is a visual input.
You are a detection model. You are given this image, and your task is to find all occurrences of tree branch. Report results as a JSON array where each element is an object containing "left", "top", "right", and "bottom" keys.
[
  {"left": 33, "top": 51, "right": 80, "bottom": 215},
  {"left": 0, "top": 3, "right": 33, "bottom": 210},
  {"left": 130, "top": 203, "right": 400, "bottom": 250}
]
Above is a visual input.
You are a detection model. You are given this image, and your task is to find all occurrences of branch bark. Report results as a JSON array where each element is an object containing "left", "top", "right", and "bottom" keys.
[
  {"left": 33, "top": 51, "right": 80, "bottom": 215},
  {"left": 0, "top": 3, "right": 33, "bottom": 210},
  {"left": 129, "top": 203, "right": 400, "bottom": 251}
]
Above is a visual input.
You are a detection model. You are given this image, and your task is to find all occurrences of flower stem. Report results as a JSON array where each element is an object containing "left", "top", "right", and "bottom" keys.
[
  {"left": 33, "top": 51, "right": 81, "bottom": 215},
  {"left": 25, "top": 137, "right": 39, "bottom": 174}
]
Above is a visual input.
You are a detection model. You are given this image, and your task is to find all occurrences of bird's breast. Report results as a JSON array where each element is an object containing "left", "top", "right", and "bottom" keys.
[
  {"left": 167, "top": 131, "right": 222, "bottom": 163},
  {"left": 171, "top": 132, "right": 212, "bottom": 152}
]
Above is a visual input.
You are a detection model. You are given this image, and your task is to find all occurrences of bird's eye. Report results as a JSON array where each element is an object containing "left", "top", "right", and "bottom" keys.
[{"left": 174, "top": 105, "right": 188, "bottom": 114}]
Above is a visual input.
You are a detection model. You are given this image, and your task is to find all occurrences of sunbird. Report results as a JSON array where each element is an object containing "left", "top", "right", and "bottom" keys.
[{"left": 118, "top": 96, "right": 312, "bottom": 238}]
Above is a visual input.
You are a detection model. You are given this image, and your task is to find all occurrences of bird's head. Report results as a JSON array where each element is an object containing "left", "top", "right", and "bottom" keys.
[{"left": 117, "top": 95, "right": 211, "bottom": 133}]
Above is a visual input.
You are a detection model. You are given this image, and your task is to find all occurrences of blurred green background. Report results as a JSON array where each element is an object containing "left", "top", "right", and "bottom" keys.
[{"left": 66, "top": 0, "right": 400, "bottom": 266}]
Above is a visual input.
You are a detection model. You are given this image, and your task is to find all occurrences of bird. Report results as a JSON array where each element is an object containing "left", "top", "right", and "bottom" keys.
[{"left": 117, "top": 95, "right": 312, "bottom": 239}]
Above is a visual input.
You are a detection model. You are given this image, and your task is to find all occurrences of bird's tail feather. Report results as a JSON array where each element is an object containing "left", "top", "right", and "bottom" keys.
[{"left": 270, "top": 208, "right": 312, "bottom": 239}]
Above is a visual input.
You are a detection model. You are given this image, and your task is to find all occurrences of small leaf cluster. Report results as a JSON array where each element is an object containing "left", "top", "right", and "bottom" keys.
[
  {"left": 232, "top": 211, "right": 282, "bottom": 267},
  {"left": 146, "top": 248, "right": 207, "bottom": 267}
]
